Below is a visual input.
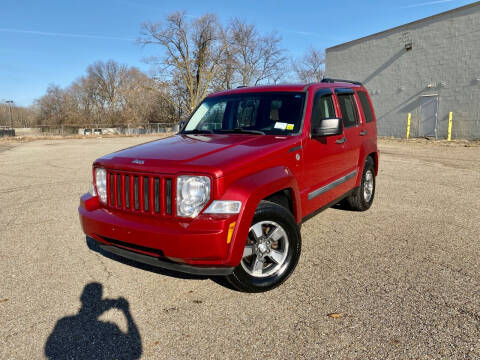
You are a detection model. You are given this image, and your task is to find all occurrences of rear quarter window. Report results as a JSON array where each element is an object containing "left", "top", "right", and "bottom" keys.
[{"left": 357, "top": 91, "right": 374, "bottom": 123}]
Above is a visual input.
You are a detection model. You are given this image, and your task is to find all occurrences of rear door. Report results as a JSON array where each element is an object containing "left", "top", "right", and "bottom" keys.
[{"left": 335, "top": 89, "right": 361, "bottom": 177}]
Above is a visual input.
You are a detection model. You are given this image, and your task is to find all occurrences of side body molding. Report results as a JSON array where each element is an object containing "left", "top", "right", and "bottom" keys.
[{"left": 308, "top": 170, "right": 358, "bottom": 200}]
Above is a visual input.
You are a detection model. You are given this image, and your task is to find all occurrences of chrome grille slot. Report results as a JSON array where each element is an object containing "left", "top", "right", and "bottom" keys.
[
  {"left": 154, "top": 178, "right": 160, "bottom": 213},
  {"left": 134, "top": 176, "right": 139, "bottom": 210},
  {"left": 125, "top": 175, "right": 130, "bottom": 208},
  {"left": 165, "top": 178, "right": 172, "bottom": 214},
  {"left": 109, "top": 173, "right": 115, "bottom": 206},
  {"left": 116, "top": 174, "right": 122, "bottom": 208},
  {"left": 143, "top": 177, "right": 149, "bottom": 212}
]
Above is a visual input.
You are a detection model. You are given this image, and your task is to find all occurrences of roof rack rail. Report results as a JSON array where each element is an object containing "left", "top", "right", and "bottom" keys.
[
  {"left": 236, "top": 85, "right": 247, "bottom": 89},
  {"left": 321, "top": 78, "right": 363, "bottom": 86}
]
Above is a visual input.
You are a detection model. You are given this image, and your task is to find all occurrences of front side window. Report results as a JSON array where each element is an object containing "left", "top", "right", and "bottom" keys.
[
  {"left": 337, "top": 94, "right": 358, "bottom": 128},
  {"left": 183, "top": 92, "right": 306, "bottom": 135},
  {"left": 311, "top": 93, "right": 336, "bottom": 130}
]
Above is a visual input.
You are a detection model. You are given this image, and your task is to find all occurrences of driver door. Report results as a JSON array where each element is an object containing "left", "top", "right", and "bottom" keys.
[{"left": 301, "top": 89, "right": 349, "bottom": 216}]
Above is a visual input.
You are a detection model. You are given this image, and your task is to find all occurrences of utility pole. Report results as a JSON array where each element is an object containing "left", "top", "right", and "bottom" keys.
[{"left": 5, "top": 100, "right": 14, "bottom": 129}]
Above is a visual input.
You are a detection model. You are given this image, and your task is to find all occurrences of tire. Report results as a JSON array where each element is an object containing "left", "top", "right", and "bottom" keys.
[
  {"left": 346, "top": 156, "right": 376, "bottom": 211},
  {"left": 226, "top": 200, "right": 301, "bottom": 292}
]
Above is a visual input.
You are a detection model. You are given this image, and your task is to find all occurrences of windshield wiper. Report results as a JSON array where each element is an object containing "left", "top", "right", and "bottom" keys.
[
  {"left": 218, "top": 128, "right": 265, "bottom": 135},
  {"left": 182, "top": 129, "right": 214, "bottom": 134}
]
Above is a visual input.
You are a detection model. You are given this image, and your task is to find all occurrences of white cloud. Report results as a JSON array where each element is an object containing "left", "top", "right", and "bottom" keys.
[
  {"left": 404, "top": 0, "right": 458, "bottom": 8},
  {"left": 0, "top": 28, "right": 134, "bottom": 42}
]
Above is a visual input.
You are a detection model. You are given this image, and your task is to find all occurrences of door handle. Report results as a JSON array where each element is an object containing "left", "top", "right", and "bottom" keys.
[
  {"left": 336, "top": 137, "right": 347, "bottom": 144},
  {"left": 360, "top": 130, "right": 368, "bottom": 136}
]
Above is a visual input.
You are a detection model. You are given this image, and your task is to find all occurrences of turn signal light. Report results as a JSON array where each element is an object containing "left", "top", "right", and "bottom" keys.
[{"left": 227, "top": 222, "right": 236, "bottom": 244}]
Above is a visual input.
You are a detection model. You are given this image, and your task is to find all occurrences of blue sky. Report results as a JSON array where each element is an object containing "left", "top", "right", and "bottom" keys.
[{"left": 0, "top": 0, "right": 475, "bottom": 106}]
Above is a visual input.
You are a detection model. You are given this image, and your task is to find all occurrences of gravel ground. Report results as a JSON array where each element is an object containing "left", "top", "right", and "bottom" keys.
[{"left": 0, "top": 136, "right": 479, "bottom": 359}]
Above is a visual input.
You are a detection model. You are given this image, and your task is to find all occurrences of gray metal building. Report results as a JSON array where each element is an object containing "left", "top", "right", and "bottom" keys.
[{"left": 325, "top": 2, "right": 480, "bottom": 140}]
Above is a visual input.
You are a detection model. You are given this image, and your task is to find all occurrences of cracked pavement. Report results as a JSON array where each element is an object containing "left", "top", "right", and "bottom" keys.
[{"left": 0, "top": 136, "right": 479, "bottom": 359}]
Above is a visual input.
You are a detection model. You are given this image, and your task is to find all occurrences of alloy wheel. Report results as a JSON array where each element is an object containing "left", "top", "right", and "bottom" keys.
[
  {"left": 363, "top": 170, "right": 374, "bottom": 202},
  {"left": 241, "top": 221, "right": 289, "bottom": 278}
]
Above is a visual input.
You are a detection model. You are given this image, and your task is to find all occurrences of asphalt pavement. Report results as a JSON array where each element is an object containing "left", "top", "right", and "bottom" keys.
[{"left": 0, "top": 136, "right": 479, "bottom": 359}]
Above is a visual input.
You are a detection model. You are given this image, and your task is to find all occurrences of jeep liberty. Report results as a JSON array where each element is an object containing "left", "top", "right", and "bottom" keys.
[{"left": 79, "top": 78, "right": 378, "bottom": 292}]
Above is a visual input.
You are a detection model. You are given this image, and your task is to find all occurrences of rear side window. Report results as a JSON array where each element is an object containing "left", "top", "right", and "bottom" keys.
[
  {"left": 357, "top": 91, "right": 374, "bottom": 123},
  {"left": 337, "top": 94, "right": 358, "bottom": 128},
  {"left": 311, "top": 93, "right": 335, "bottom": 129}
]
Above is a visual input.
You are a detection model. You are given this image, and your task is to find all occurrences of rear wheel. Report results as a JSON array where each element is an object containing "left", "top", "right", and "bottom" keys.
[
  {"left": 226, "top": 201, "right": 301, "bottom": 292},
  {"left": 346, "top": 156, "right": 376, "bottom": 211}
]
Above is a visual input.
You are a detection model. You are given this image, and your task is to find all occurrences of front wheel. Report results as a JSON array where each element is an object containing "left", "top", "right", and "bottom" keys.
[{"left": 226, "top": 201, "right": 301, "bottom": 292}]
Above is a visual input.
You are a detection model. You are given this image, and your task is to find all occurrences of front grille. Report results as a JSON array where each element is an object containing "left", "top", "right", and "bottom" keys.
[{"left": 106, "top": 170, "right": 173, "bottom": 216}]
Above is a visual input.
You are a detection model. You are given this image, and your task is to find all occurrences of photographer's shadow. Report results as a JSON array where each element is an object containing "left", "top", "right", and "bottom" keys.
[{"left": 45, "top": 282, "right": 142, "bottom": 360}]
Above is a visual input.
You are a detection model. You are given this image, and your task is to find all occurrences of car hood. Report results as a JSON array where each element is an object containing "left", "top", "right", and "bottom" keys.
[{"left": 96, "top": 134, "right": 296, "bottom": 177}]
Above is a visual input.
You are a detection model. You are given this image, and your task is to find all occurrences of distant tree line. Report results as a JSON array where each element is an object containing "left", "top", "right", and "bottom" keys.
[
  {"left": 35, "top": 61, "right": 178, "bottom": 127},
  {"left": 5, "top": 11, "right": 325, "bottom": 128},
  {"left": 0, "top": 103, "right": 36, "bottom": 128}
]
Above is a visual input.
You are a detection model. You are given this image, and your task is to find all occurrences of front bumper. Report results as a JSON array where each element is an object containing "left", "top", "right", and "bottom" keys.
[
  {"left": 79, "top": 194, "right": 240, "bottom": 273},
  {"left": 88, "top": 236, "right": 233, "bottom": 275}
]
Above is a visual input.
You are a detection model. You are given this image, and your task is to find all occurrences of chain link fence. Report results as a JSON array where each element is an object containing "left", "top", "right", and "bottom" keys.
[{"left": 9, "top": 123, "right": 180, "bottom": 137}]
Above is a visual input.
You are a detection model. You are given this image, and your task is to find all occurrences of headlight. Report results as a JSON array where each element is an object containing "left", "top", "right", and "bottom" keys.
[
  {"left": 95, "top": 168, "right": 107, "bottom": 203},
  {"left": 176, "top": 175, "right": 210, "bottom": 217},
  {"left": 204, "top": 201, "right": 242, "bottom": 214}
]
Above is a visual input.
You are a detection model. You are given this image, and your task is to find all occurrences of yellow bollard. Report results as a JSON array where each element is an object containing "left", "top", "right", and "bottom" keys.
[
  {"left": 406, "top": 113, "right": 412, "bottom": 139},
  {"left": 447, "top": 112, "right": 453, "bottom": 141}
]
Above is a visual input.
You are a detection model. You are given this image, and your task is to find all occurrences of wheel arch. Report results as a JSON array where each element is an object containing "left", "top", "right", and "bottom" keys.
[
  {"left": 263, "top": 188, "right": 296, "bottom": 218},
  {"left": 219, "top": 166, "right": 301, "bottom": 267},
  {"left": 367, "top": 151, "right": 378, "bottom": 175}
]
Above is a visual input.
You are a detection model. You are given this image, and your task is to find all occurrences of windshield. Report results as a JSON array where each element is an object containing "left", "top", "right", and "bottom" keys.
[{"left": 183, "top": 92, "right": 306, "bottom": 135}]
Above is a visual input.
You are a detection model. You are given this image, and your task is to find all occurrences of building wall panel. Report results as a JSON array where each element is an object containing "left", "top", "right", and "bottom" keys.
[{"left": 326, "top": 3, "right": 480, "bottom": 139}]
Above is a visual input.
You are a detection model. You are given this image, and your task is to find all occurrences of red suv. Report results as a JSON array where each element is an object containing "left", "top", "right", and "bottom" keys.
[{"left": 79, "top": 79, "right": 378, "bottom": 292}]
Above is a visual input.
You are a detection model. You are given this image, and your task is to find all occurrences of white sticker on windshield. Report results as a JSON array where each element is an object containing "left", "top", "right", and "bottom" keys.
[{"left": 274, "top": 122, "right": 287, "bottom": 130}]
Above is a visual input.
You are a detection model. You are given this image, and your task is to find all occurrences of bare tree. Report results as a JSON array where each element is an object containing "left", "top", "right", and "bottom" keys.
[
  {"left": 213, "top": 26, "right": 237, "bottom": 91},
  {"left": 70, "top": 76, "right": 98, "bottom": 125},
  {"left": 223, "top": 18, "right": 286, "bottom": 87},
  {"left": 86, "top": 60, "right": 129, "bottom": 114},
  {"left": 119, "top": 68, "right": 177, "bottom": 125},
  {"left": 138, "top": 11, "right": 225, "bottom": 113},
  {"left": 35, "top": 84, "right": 70, "bottom": 126},
  {"left": 292, "top": 47, "right": 325, "bottom": 83}
]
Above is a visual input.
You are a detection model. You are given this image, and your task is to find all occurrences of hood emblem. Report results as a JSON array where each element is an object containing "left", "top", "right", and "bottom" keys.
[{"left": 131, "top": 159, "right": 145, "bottom": 165}]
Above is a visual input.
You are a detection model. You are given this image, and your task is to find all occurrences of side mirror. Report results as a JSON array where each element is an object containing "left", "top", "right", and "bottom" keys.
[
  {"left": 312, "top": 118, "right": 343, "bottom": 137},
  {"left": 178, "top": 121, "right": 186, "bottom": 133}
]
